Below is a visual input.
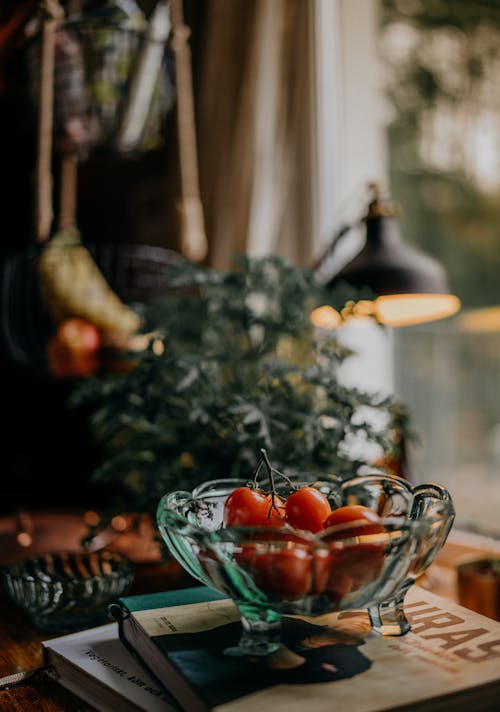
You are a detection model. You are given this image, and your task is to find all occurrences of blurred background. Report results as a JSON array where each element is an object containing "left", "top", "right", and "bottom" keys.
[{"left": 1, "top": 0, "right": 500, "bottom": 540}]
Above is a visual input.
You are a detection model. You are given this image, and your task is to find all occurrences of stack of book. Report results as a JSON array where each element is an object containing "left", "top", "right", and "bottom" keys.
[{"left": 43, "top": 584, "right": 500, "bottom": 712}]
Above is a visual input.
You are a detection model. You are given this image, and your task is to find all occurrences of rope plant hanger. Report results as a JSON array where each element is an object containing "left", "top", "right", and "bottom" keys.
[
  {"left": 169, "top": 0, "right": 208, "bottom": 263},
  {"left": 0, "top": 0, "right": 64, "bottom": 373},
  {"left": 1, "top": 0, "right": 207, "bottom": 377},
  {"left": 35, "top": 0, "right": 143, "bottom": 378}
]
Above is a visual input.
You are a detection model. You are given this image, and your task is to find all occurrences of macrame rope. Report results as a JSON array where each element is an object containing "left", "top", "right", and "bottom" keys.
[
  {"left": 169, "top": 0, "right": 208, "bottom": 262},
  {"left": 35, "top": 0, "right": 63, "bottom": 242},
  {"left": 59, "top": 152, "right": 78, "bottom": 230}
]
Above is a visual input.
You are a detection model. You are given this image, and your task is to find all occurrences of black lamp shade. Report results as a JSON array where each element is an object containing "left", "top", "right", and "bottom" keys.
[
  {"left": 315, "top": 188, "right": 461, "bottom": 327},
  {"left": 331, "top": 212, "right": 450, "bottom": 296}
]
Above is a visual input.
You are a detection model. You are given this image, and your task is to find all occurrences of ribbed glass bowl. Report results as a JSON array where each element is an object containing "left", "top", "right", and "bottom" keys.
[
  {"left": 157, "top": 473, "right": 455, "bottom": 656},
  {"left": 1, "top": 550, "right": 134, "bottom": 632}
]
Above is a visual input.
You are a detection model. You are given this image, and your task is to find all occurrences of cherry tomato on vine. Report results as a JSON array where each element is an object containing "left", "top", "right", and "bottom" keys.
[
  {"left": 285, "top": 486, "right": 332, "bottom": 533},
  {"left": 224, "top": 487, "right": 287, "bottom": 527},
  {"left": 223, "top": 487, "right": 269, "bottom": 526}
]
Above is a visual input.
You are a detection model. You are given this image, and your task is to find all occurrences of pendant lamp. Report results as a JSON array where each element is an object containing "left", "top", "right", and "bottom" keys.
[{"left": 318, "top": 185, "right": 461, "bottom": 327}]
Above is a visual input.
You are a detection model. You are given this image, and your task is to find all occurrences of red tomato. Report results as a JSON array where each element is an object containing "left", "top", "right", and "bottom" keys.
[
  {"left": 311, "top": 547, "right": 331, "bottom": 595},
  {"left": 223, "top": 487, "right": 269, "bottom": 527},
  {"left": 285, "top": 486, "right": 332, "bottom": 533},
  {"left": 322, "top": 505, "right": 385, "bottom": 601},
  {"left": 326, "top": 545, "right": 385, "bottom": 598},
  {"left": 224, "top": 489, "right": 287, "bottom": 527},
  {"left": 323, "top": 562, "right": 355, "bottom": 604},
  {"left": 245, "top": 547, "right": 313, "bottom": 599},
  {"left": 323, "top": 505, "right": 383, "bottom": 537}
]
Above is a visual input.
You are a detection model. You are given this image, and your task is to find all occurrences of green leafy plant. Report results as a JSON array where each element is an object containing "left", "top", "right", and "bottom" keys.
[{"left": 71, "top": 254, "right": 411, "bottom": 521}]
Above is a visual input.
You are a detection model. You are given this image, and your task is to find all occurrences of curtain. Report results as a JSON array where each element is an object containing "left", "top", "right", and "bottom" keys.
[{"left": 194, "top": 0, "right": 316, "bottom": 270}]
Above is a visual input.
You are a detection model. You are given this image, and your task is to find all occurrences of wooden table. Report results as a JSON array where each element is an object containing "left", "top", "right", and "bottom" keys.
[
  {"left": 0, "top": 561, "right": 195, "bottom": 711},
  {"left": 0, "top": 584, "right": 94, "bottom": 711},
  {"left": 0, "top": 529, "right": 494, "bottom": 711}
]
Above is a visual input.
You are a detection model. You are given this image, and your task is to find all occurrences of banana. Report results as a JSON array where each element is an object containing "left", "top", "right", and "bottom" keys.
[{"left": 37, "top": 228, "right": 142, "bottom": 338}]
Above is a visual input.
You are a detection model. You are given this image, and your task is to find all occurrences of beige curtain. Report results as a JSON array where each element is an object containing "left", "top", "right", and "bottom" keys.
[{"left": 195, "top": 0, "right": 316, "bottom": 270}]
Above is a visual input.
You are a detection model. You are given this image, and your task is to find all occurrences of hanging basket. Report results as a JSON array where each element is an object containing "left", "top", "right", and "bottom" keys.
[
  {"left": 0, "top": 244, "right": 52, "bottom": 372},
  {"left": 27, "top": 6, "right": 176, "bottom": 157},
  {"left": 85, "top": 242, "right": 184, "bottom": 305},
  {"left": 0, "top": 240, "right": 183, "bottom": 373}
]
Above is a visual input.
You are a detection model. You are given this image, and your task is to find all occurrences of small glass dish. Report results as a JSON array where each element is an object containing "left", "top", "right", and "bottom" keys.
[
  {"left": 1, "top": 550, "right": 134, "bottom": 633},
  {"left": 157, "top": 472, "right": 455, "bottom": 657}
]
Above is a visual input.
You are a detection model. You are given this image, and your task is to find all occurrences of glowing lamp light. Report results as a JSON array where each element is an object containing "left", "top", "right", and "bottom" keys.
[
  {"left": 374, "top": 293, "right": 461, "bottom": 327},
  {"left": 310, "top": 305, "right": 341, "bottom": 329}
]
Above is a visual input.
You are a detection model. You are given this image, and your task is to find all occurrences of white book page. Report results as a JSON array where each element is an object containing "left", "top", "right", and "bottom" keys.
[{"left": 43, "top": 623, "right": 175, "bottom": 712}]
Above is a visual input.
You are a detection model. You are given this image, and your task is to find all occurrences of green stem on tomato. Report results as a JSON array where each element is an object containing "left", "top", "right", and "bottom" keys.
[
  {"left": 260, "top": 448, "right": 296, "bottom": 491},
  {"left": 260, "top": 449, "right": 275, "bottom": 494},
  {"left": 250, "top": 456, "right": 265, "bottom": 488},
  {"left": 259, "top": 448, "right": 295, "bottom": 518}
]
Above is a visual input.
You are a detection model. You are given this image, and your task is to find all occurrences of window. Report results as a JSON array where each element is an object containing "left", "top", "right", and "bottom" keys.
[
  {"left": 313, "top": 0, "right": 500, "bottom": 538},
  {"left": 312, "top": 0, "right": 394, "bottom": 398},
  {"left": 380, "top": 0, "right": 500, "bottom": 536}
]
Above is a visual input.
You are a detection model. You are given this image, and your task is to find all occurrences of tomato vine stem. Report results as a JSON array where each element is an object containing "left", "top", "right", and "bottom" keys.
[{"left": 258, "top": 448, "right": 296, "bottom": 518}]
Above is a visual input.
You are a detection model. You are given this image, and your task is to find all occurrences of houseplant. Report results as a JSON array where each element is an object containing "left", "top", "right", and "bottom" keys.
[{"left": 70, "top": 254, "right": 411, "bottom": 536}]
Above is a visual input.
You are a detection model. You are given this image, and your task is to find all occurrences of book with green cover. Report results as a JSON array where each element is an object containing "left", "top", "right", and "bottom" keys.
[{"left": 114, "top": 584, "right": 500, "bottom": 712}]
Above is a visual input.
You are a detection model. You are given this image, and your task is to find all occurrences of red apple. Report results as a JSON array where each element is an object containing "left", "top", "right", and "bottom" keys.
[
  {"left": 46, "top": 318, "right": 101, "bottom": 378},
  {"left": 56, "top": 318, "right": 101, "bottom": 356}
]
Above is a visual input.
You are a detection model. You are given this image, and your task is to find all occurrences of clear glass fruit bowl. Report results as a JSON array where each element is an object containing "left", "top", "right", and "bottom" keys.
[
  {"left": 1, "top": 550, "right": 134, "bottom": 633},
  {"left": 157, "top": 472, "right": 455, "bottom": 656}
]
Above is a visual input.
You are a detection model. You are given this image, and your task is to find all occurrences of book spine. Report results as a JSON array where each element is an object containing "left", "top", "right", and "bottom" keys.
[
  {"left": 115, "top": 601, "right": 208, "bottom": 712},
  {"left": 112, "top": 602, "right": 186, "bottom": 712}
]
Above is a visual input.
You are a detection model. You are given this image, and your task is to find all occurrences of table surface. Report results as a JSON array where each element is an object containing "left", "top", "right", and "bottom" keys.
[
  {"left": 0, "top": 531, "right": 482, "bottom": 712},
  {"left": 0, "top": 586, "right": 85, "bottom": 712},
  {"left": 0, "top": 561, "right": 194, "bottom": 711}
]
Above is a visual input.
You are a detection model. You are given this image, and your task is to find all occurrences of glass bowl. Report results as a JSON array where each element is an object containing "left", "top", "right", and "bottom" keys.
[
  {"left": 1, "top": 550, "right": 134, "bottom": 633},
  {"left": 157, "top": 472, "right": 455, "bottom": 656}
]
